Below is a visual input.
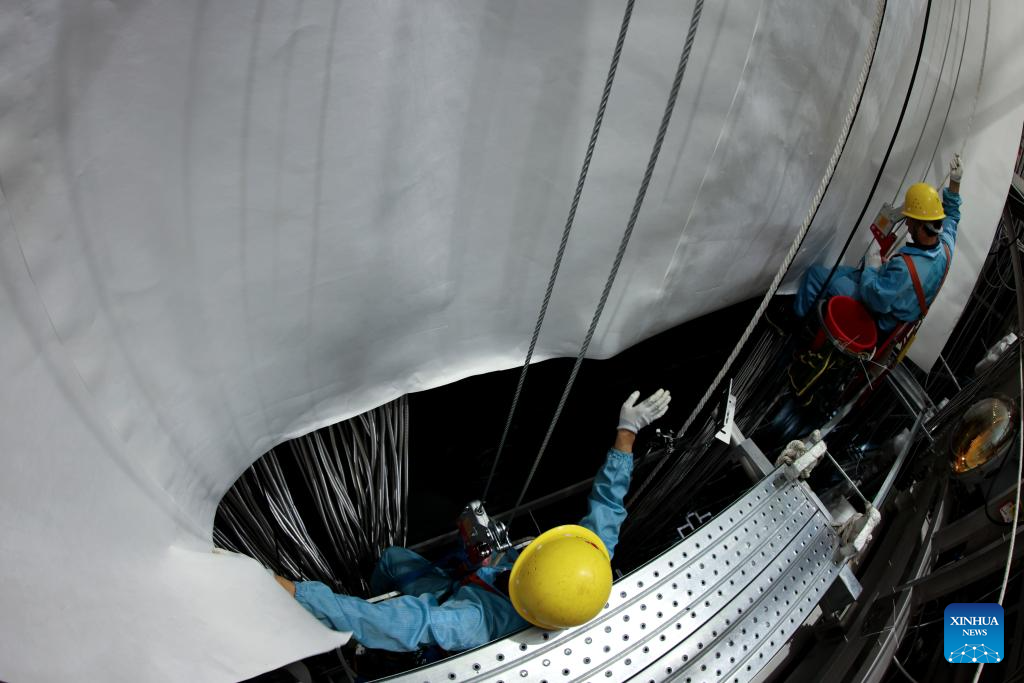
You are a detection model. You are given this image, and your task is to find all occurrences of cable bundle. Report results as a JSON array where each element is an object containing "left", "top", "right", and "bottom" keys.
[{"left": 214, "top": 396, "right": 409, "bottom": 596}]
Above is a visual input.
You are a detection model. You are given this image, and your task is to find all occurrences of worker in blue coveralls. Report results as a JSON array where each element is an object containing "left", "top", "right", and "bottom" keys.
[
  {"left": 793, "top": 154, "right": 963, "bottom": 331},
  {"left": 273, "top": 389, "right": 671, "bottom": 652}
]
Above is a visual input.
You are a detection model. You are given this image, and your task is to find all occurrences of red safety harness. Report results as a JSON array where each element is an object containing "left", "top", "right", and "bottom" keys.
[{"left": 898, "top": 242, "right": 952, "bottom": 319}]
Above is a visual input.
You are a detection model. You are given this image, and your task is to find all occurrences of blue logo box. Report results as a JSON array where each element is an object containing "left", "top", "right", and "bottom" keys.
[{"left": 944, "top": 603, "right": 1004, "bottom": 664}]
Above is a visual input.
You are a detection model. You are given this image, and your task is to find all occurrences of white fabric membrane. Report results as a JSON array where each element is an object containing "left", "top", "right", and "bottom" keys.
[{"left": 1, "top": 1, "right": 1022, "bottom": 681}]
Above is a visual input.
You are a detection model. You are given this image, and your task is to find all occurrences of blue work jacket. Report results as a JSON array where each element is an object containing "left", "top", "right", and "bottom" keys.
[
  {"left": 293, "top": 448, "right": 634, "bottom": 652},
  {"left": 860, "top": 188, "right": 961, "bottom": 330}
]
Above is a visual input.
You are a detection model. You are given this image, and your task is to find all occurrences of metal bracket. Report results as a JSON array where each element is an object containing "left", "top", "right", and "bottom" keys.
[
  {"left": 776, "top": 431, "right": 828, "bottom": 481},
  {"left": 714, "top": 380, "right": 737, "bottom": 444},
  {"left": 676, "top": 511, "right": 713, "bottom": 540}
]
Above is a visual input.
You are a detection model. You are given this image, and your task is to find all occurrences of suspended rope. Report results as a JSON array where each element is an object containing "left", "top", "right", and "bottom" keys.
[
  {"left": 960, "top": 0, "right": 991, "bottom": 156},
  {"left": 891, "top": 0, "right": 962, "bottom": 204},
  {"left": 482, "top": 0, "right": 636, "bottom": 502},
  {"left": 510, "top": 0, "right": 706, "bottom": 516},
  {"left": 921, "top": 0, "right": 975, "bottom": 184},
  {"left": 629, "top": 0, "right": 889, "bottom": 508}
]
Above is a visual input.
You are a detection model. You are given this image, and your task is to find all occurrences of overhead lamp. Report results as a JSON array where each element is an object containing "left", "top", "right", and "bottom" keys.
[{"left": 950, "top": 396, "right": 1018, "bottom": 480}]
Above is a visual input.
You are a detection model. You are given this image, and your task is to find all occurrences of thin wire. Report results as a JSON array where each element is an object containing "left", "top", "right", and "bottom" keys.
[
  {"left": 483, "top": 0, "right": 636, "bottom": 502},
  {"left": 891, "top": 0, "right": 960, "bottom": 204},
  {"left": 998, "top": 345, "right": 1023, "bottom": 607},
  {"left": 512, "top": 0, "right": 706, "bottom": 516},
  {"left": 975, "top": 181, "right": 1024, "bottom": 683},
  {"left": 892, "top": 656, "right": 921, "bottom": 683},
  {"left": 960, "top": 0, "right": 991, "bottom": 155},
  {"left": 824, "top": 450, "right": 871, "bottom": 508},
  {"left": 922, "top": 0, "right": 973, "bottom": 182},
  {"left": 629, "top": 0, "right": 888, "bottom": 507}
]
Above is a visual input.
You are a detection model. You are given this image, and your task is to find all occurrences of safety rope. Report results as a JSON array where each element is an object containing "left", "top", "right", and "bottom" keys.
[
  {"left": 629, "top": 0, "right": 888, "bottom": 507},
  {"left": 482, "top": 0, "right": 636, "bottom": 502},
  {"left": 510, "top": 0, "right": 706, "bottom": 516}
]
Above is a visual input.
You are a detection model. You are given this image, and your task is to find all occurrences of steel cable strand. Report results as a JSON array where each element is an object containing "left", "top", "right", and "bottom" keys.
[
  {"left": 510, "top": 0, "right": 706, "bottom": 516},
  {"left": 305, "top": 432, "right": 352, "bottom": 572},
  {"left": 483, "top": 0, "right": 637, "bottom": 502},
  {"left": 262, "top": 454, "right": 335, "bottom": 581},
  {"left": 892, "top": 0, "right": 962, "bottom": 204},
  {"left": 629, "top": 0, "right": 889, "bottom": 510},
  {"left": 922, "top": 0, "right": 974, "bottom": 183},
  {"left": 960, "top": 0, "right": 991, "bottom": 156},
  {"left": 800, "top": 0, "right": 934, "bottom": 340}
]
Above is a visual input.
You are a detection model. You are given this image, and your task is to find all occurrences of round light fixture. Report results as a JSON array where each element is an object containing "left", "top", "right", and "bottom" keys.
[{"left": 950, "top": 396, "right": 1018, "bottom": 479}]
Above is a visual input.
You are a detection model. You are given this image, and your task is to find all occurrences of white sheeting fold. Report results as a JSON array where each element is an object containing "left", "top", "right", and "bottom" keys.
[{"left": 1, "top": 1, "right": 1022, "bottom": 680}]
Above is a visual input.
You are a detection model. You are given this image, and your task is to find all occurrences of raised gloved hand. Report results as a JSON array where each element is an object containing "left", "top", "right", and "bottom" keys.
[
  {"left": 865, "top": 239, "right": 883, "bottom": 269},
  {"left": 618, "top": 389, "right": 671, "bottom": 434},
  {"left": 949, "top": 153, "right": 964, "bottom": 183}
]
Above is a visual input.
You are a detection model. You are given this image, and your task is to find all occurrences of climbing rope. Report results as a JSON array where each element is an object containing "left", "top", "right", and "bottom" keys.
[
  {"left": 482, "top": 0, "right": 636, "bottom": 502},
  {"left": 510, "top": 0, "right": 706, "bottom": 516},
  {"left": 629, "top": 0, "right": 889, "bottom": 507}
]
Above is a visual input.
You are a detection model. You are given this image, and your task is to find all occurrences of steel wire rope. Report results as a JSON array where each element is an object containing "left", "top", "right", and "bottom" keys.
[
  {"left": 628, "top": 0, "right": 889, "bottom": 509},
  {"left": 483, "top": 0, "right": 636, "bottom": 502},
  {"left": 891, "top": 0, "right": 963, "bottom": 205},
  {"left": 959, "top": 0, "right": 991, "bottom": 157},
  {"left": 509, "top": 0, "right": 706, "bottom": 517},
  {"left": 795, "top": 0, "right": 935, "bottom": 343},
  {"left": 921, "top": 0, "right": 974, "bottom": 185}
]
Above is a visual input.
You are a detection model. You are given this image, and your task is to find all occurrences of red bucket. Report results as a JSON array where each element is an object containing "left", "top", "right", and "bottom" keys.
[{"left": 822, "top": 296, "right": 877, "bottom": 353}]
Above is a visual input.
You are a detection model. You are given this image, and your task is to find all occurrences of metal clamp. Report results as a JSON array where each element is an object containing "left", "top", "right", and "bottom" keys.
[{"left": 776, "top": 431, "right": 828, "bottom": 481}]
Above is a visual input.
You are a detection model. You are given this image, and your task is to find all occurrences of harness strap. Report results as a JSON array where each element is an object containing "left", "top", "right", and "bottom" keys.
[
  {"left": 899, "top": 242, "right": 952, "bottom": 319},
  {"left": 460, "top": 572, "right": 505, "bottom": 597}
]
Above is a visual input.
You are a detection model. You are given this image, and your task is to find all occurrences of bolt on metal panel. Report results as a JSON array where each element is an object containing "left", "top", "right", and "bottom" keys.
[{"left": 384, "top": 470, "right": 845, "bottom": 682}]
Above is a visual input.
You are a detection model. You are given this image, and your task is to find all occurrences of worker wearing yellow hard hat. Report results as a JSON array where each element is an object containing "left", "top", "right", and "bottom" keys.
[
  {"left": 274, "top": 389, "right": 671, "bottom": 652},
  {"left": 791, "top": 154, "right": 964, "bottom": 331},
  {"left": 508, "top": 523, "right": 612, "bottom": 629}
]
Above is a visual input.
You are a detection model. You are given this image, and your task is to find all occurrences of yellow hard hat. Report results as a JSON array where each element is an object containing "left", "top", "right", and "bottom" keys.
[
  {"left": 901, "top": 182, "right": 945, "bottom": 222},
  {"left": 509, "top": 524, "right": 612, "bottom": 630}
]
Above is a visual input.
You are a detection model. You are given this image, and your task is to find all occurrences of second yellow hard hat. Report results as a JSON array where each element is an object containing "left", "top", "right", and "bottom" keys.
[{"left": 902, "top": 182, "right": 945, "bottom": 222}]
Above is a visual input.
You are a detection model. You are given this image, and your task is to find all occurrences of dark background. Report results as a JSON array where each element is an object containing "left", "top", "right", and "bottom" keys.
[{"left": 404, "top": 296, "right": 761, "bottom": 546}]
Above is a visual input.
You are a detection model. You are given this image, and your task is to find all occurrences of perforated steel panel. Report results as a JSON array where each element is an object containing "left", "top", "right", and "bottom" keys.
[{"left": 383, "top": 470, "right": 844, "bottom": 682}]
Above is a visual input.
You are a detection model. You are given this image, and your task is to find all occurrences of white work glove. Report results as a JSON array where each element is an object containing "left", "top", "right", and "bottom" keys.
[
  {"left": 618, "top": 388, "right": 671, "bottom": 433},
  {"left": 949, "top": 153, "right": 964, "bottom": 183},
  {"left": 865, "top": 239, "right": 883, "bottom": 269}
]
